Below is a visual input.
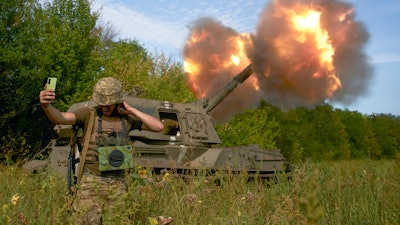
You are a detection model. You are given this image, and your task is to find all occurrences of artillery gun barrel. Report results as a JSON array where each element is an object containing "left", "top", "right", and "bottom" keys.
[{"left": 203, "top": 64, "right": 254, "bottom": 113}]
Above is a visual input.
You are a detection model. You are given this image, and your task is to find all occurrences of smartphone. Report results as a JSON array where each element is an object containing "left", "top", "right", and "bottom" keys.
[
  {"left": 118, "top": 103, "right": 125, "bottom": 113},
  {"left": 46, "top": 77, "right": 57, "bottom": 91}
]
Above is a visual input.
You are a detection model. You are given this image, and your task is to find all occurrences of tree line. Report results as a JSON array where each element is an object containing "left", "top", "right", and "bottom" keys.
[
  {"left": 0, "top": 0, "right": 192, "bottom": 163},
  {"left": 1, "top": 0, "right": 399, "bottom": 164},
  {"left": 217, "top": 102, "right": 400, "bottom": 163}
]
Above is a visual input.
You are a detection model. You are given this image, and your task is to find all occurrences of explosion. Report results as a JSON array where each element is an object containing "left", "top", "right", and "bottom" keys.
[{"left": 183, "top": 0, "right": 372, "bottom": 121}]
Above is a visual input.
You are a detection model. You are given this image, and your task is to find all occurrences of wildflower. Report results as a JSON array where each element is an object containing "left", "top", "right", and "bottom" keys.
[
  {"left": 11, "top": 193, "right": 20, "bottom": 206},
  {"left": 162, "top": 172, "right": 170, "bottom": 181},
  {"left": 156, "top": 216, "right": 174, "bottom": 225},
  {"left": 148, "top": 216, "right": 174, "bottom": 225},
  {"left": 240, "top": 192, "right": 254, "bottom": 203},
  {"left": 3, "top": 203, "right": 9, "bottom": 211},
  {"left": 148, "top": 217, "right": 157, "bottom": 225},
  {"left": 139, "top": 169, "right": 148, "bottom": 179}
]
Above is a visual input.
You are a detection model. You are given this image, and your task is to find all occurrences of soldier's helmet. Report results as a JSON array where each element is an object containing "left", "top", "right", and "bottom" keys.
[{"left": 92, "top": 77, "right": 124, "bottom": 105}]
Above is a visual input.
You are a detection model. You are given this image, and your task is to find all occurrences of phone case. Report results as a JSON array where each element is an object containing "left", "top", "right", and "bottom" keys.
[{"left": 46, "top": 77, "right": 57, "bottom": 91}]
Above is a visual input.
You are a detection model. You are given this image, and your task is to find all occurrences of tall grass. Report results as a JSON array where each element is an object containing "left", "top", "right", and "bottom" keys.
[
  {"left": 1, "top": 160, "right": 399, "bottom": 224},
  {"left": 317, "top": 160, "right": 400, "bottom": 225}
]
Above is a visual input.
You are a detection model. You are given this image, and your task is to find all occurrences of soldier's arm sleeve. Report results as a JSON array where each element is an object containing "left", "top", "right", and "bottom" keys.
[{"left": 72, "top": 107, "right": 91, "bottom": 131}]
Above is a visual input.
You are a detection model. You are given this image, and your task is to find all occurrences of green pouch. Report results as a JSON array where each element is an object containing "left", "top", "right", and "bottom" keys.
[{"left": 98, "top": 145, "right": 133, "bottom": 171}]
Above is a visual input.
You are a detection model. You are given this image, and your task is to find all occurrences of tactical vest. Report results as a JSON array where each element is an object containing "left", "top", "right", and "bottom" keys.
[{"left": 85, "top": 109, "right": 133, "bottom": 174}]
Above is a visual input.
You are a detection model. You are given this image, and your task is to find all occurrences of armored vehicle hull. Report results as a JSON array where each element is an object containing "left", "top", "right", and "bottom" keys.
[{"left": 26, "top": 64, "right": 290, "bottom": 178}]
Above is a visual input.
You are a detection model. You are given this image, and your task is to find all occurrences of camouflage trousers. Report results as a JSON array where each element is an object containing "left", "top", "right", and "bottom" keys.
[{"left": 72, "top": 173, "right": 127, "bottom": 225}]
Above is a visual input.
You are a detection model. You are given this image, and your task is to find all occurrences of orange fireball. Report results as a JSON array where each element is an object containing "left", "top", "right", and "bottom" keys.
[{"left": 183, "top": 0, "right": 371, "bottom": 120}]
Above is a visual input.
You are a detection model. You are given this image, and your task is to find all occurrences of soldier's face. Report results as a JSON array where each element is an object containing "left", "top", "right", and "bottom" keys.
[{"left": 98, "top": 104, "right": 116, "bottom": 117}]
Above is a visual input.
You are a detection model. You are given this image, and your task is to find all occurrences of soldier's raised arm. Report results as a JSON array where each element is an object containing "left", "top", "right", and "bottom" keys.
[
  {"left": 121, "top": 101, "right": 164, "bottom": 132},
  {"left": 39, "top": 88, "right": 76, "bottom": 125}
]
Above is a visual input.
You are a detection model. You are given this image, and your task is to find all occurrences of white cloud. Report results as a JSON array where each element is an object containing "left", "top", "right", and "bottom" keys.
[
  {"left": 93, "top": 0, "right": 265, "bottom": 57},
  {"left": 94, "top": 0, "right": 188, "bottom": 56}
]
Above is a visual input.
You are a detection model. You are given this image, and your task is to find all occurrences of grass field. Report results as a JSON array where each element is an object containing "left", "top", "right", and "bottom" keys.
[{"left": 1, "top": 160, "right": 399, "bottom": 225}]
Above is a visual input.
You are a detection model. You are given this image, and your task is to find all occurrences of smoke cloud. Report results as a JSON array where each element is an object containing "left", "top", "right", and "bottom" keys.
[
  {"left": 183, "top": 0, "right": 372, "bottom": 122},
  {"left": 183, "top": 18, "right": 261, "bottom": 122}
]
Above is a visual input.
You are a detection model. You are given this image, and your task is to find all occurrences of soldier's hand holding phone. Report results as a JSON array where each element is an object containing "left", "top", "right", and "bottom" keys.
[
  {"left": 39, "top": 77, "right": 57, "bottom": 106},
  {"left": 45, "top": 77, "right": 57, "bottom": 91}
]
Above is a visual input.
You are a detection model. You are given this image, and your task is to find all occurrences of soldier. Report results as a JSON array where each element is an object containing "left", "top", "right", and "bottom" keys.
[{"left": 39, "top": 77, "right": 164, "bottom": 224}]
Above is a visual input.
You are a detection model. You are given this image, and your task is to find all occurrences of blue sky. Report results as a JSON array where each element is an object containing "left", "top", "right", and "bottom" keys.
[{"left": 93, "top": 0, "right": 400, "bottom": 116}]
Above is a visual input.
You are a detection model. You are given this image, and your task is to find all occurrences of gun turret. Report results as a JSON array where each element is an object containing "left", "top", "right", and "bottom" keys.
[{"left": 201, "top": 64, "right": 254, "bottom": 113}]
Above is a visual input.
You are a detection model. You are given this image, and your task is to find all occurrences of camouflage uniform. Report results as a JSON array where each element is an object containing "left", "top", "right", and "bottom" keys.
[
  {"left": 72, "top": 174, "right": 126, "bottom": 224},
  {"left": 72, "top": 77, "right": 140, "bottom": 225}
]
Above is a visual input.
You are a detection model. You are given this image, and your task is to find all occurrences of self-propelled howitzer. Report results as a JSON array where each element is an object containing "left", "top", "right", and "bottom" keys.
[{"left": 32, "top": 64, "right": 290, "bottom": 178}]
